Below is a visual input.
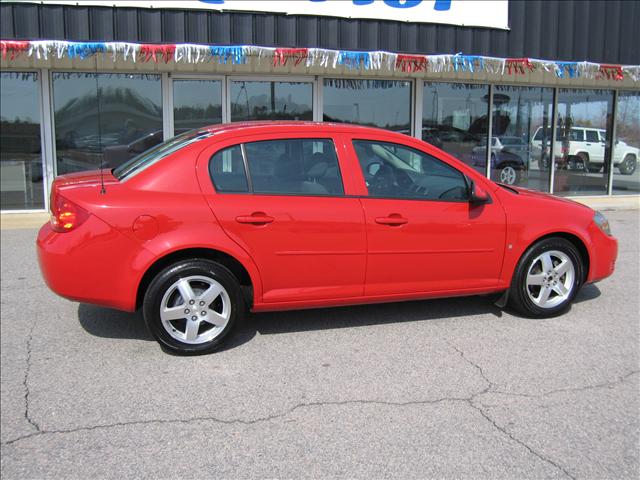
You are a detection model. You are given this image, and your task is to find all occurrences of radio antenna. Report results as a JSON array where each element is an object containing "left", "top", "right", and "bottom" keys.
[{"left": 95, "top": 56, "right": 106, "bottom": 194}]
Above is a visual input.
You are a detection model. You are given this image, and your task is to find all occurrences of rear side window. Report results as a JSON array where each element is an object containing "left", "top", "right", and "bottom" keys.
[
  {"left": 569, "top": 129, "right": 584, "bottom": 141},
  {"left": 243, "top": 139, "right": 344, "bottom": 195},
  {"left": 114, "top": 130, "right": 212, "bottom": 180},
  {"left": 209, "top": 145, "right": 249, "bottom": 193}
]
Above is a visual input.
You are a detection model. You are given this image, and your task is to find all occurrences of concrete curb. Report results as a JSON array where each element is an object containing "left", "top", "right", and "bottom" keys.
[
  {"left": 1, "top": 213, "right": 49, "bottom": 230},
  {"left": 567, "top": 195, "right": 640, "bottom": 212}
]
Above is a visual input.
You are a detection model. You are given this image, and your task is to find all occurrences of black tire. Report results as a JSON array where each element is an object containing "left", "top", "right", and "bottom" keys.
[
  {"left": 618, "top": 155, "right": 637, "bottom": 175},
  {"left": 577, "top": 153, "right": 590, "bottom": 172},
  {"left": 508, "top": 237, "right": 584, "bottom": 318},
  {"left": 143, "top": 259, "right": 245, "bottom": 355}
]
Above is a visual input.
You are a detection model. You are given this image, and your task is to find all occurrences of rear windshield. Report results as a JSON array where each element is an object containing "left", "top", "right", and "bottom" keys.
[{"left": 113, "top": 130, "right": 212, "bottom": 180}]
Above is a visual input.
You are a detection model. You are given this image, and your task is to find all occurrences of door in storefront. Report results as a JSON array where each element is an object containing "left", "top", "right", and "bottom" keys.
[{"left": 0, "top": 72, "right": 45, "bottom": 211}]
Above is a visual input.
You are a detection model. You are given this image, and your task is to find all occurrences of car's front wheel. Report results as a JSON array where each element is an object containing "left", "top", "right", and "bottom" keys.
[
  {"left": 499, "top": 164, "right": 520, "bottom": 185},
  {"left": 143, "top": 259, "right": 245, "bottom": 355},
  {"left": 508, "top": 238, "right": 584, "bottom": 318}
]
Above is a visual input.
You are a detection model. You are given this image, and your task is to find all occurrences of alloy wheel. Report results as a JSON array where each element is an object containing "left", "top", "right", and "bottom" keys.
[
  {"left": 525, "top": 250, "right": 575, "bottom": 309},
  {"left": 159, "top": 275, "right": 231, "bottom": 344},
  {"left": 500, "top": 166, "right": 517, "bottom": 185}
]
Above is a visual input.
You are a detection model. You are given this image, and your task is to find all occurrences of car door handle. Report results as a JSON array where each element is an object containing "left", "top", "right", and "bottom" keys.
[
  {"left": 585, "top": 143, "right": 591, "bottom": 146},
  {"left": 375, "top": 215, "right": 408, "bottom": 226},
  {"left": 235, "top": 213, "right": 274, "bottom": 225}
]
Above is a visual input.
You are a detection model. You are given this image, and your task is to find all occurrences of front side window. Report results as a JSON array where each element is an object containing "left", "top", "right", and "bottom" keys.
[
  {"left": 243, "top": 139, "right": 344, "bottom": 196},
  {"left": 353, "top": 140, "right": 469, "bottom": 201}
]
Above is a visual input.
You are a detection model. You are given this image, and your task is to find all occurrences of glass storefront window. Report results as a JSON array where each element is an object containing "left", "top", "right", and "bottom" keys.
[
  {"left": 324, "top": 79, "right": 411, "bottom": 133},
  {"left": 612, "top": 92, "right": 640, "bottom": 195},
  {"left": 52, "top": 73, "right": 162, "bottom": 173},
  {"left": 230, "top": 81, "right": 312, "bottom": 121},
  {"left": 422, "top": 82, "right": 488, "bottom": 175},
  {"left": 0, "top": 72, "right": 44, "bottom": 210},
  {"left": 173, "top": 79, "right": 222, "bottom": 133},
  {"left": 553, "top": 89, "right": 613, "bottom": 196},
  {"left": 490, "top": 86, "right": 554, "bottom": 189}
]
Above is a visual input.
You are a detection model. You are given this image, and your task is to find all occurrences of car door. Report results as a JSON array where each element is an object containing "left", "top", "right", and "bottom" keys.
[
  {"left": 348, "top": 137, "right": 506, "bottom": 296},
  {"left": 585, "top": 129, "right": 604, "bottom": 163},
  {"left": 198, "top": 134, "right": 367, "bottom": 304}
]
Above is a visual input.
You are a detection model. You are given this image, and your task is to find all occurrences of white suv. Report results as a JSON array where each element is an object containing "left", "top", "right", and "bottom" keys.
[{"left": 531, "top": 126, "right": 638, "bottom": 175}]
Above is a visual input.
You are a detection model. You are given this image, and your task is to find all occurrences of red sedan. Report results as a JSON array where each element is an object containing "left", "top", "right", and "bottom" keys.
[{"left": 37, "top": 122, "right": 618, "bottom": 354}]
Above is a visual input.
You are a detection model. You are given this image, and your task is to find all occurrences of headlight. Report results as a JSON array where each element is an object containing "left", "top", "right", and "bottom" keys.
[{"left": 593, "top": 211, "right": 612, "bottom": 236}]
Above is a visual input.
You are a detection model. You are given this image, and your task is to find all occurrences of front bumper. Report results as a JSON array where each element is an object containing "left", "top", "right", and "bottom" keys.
[{"left": 586, "top": 222, "right": 618, "bottom": 283}]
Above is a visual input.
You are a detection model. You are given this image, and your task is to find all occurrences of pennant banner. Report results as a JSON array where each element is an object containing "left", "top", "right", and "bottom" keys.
[{"left": 0, "top": 40, "right": 637, "bottom": 82}]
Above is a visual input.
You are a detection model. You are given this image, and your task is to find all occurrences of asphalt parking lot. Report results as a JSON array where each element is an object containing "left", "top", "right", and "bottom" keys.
[{"left": 1, "top": 210, "right": 638, "bottom": 479}]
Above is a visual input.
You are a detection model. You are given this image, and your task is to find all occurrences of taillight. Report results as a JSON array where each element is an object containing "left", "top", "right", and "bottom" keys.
[{"left": 50, "top": 194, "right": 90, "bottom": 232}]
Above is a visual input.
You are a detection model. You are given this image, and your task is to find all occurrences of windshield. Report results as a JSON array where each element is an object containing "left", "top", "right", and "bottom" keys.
[{"left": 113, "top": 130, "right": 213, "bottom": 180}]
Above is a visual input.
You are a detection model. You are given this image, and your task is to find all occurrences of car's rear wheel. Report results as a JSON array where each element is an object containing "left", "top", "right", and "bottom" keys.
[
  {"left": 143, "top": 259, "right": 245, "bottom": 355},
  {"left": 508, "top": 238, "right": 584, "bottom": 318},
  {"left": 619, "top": 154, "right": 637, "bottom": 175}
]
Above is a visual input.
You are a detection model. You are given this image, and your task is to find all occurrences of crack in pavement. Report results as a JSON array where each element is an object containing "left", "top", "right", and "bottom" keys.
[
  {"left": 21, "top": 321, "right": 41, "bottom": 434},
  {"left": 5, "top": 338, "right": 637, "bottom": 480},
  {"left": 445, "top": 341, "right": 638, "bottom": 480},
  {"left": 447, "top": 340, "right": 576, "bottom": 478},
  {"left": 2, "top": 395, "right": 477, "bottom": 446},
  {"left": 469, "top": 402, "right": 577, "bottom": 480},
  {"left": 489, "top": 370, "right": 640, "bottom": 399}
]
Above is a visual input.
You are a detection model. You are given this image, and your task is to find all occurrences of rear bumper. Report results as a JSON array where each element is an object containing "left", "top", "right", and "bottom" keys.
[
  {"left": 586, "top": 222, "right": 618, "bottom": 283},
  {"left": 37, "top": 215, "right": 154, "bottom": 311}
]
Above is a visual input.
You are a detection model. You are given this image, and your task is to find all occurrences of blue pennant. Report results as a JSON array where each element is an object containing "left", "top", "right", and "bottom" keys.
[
  {"left": 67, "top": 42, "right": 107, "bottom": 60},
  {"left": 209, "top": 46, "right": 246, "bottom": 64}
]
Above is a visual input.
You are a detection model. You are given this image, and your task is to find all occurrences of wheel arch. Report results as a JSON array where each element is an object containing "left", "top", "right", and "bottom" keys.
[
  {"left": 524, "top": 231, "right": 590, "bottom": 283},
  {"left": 136, "top": 248, "right": 255, "bottom": 310}
]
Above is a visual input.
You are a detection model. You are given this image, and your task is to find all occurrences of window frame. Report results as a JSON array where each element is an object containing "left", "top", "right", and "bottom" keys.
[
  {"left": 351, "top": 139, "right": 471, "bottom": 203},
  {"left": 207, "top": 136, "right": 347, "bottom": 198}
]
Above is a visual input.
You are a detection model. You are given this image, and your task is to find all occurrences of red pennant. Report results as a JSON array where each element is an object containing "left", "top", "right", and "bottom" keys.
[
  {"left": 139, "top": 44, "right": 176, "bottom": 63},
  {"left": 0, "top": 40, "right": 30, "bottom": 60},
  {"left": 505, "top": 58, "right": 535, "bottom": 75},
  {"left": 273, "top": 48, "right": 309, "bottom": 67},
  {"left": 597, "top": 64, "right": 624, "bottom": 81},
  {"left": 395, "top": 54, "right": 428, "bottom": 73}
]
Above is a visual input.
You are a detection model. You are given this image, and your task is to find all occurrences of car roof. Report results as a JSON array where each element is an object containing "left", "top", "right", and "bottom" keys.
[{"left": 196, "top": 121, "right": 408, "bottom": 138}]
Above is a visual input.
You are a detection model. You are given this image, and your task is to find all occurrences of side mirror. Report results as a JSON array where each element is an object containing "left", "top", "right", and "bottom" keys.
[{"left": 469, "top": 180, "right": 490, "bottom": 205}]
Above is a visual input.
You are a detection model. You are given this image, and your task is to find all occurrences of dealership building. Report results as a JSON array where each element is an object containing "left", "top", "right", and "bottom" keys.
[{"left": 0, "top": 0, "right": 638, "bottom": 212}]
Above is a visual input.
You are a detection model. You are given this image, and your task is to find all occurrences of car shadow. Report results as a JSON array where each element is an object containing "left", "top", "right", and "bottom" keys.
[
  {"left": 77, "top": 285, "right": 601, "bottom": 351},
  {"left": 573, "top": 283, "right": 602, "bottom": 303}
]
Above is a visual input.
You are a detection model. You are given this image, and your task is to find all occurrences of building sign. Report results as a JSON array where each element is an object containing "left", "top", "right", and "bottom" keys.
[{"left": 12, "top": 0, "right": 509, "bottom": 30}]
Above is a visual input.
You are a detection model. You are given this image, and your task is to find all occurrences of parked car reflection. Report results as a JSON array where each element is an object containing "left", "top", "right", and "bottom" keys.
[{"left": 471, "top": 136, "right": 528, "bottom": 185}]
